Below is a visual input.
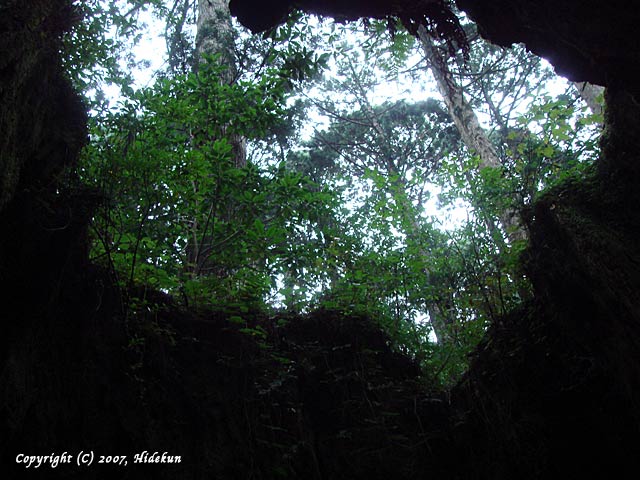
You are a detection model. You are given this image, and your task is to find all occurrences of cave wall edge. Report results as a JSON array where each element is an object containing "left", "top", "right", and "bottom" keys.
[
  {"left": 0, "top": 0, "right": 133, "bottom": 473},
  {"left": 1, "top": 0, "right": 640, "bottom": 478},
  {"left": 451, "top": 0, "right": 640, "bottom": 477}
]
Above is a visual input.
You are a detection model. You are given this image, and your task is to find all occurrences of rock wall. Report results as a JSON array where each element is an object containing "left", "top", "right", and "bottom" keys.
[{"left": 456, "top": 0, "right": 640, "bottom": 91}]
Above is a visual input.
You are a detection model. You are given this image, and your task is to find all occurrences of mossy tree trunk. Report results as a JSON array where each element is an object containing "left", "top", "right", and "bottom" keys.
[
  {"left": 418, "top": 27, "right": 526, "bottom": 247},
  {"left": 185, "top": 0, "right": 247, "bottom": 277}
]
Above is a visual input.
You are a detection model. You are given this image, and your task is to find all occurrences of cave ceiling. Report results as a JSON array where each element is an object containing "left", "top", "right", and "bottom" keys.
[{"left": 229, "top": 0, "right": 640, "bottom": 91}]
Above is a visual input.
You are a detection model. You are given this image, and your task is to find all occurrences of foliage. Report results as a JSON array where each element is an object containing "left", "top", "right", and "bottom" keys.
[
  {"left": 284, "top": 19, "right": 601, "bottom": 383},
  {"left": 62, "top": 0, "right": 165, "bottom": 109},
  {"left": 81, "top": 56, "right": 337, "bottom": 310},
  {"left": 69, "top": 4, "right": 602, "bottom": 386}
]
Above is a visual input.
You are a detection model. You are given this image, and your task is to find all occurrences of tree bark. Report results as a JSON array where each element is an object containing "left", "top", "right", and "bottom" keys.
[
  {"left": 196, "top": 0, "right": 246, "bottom": 167},
  {"left": 574, "top": 81, "right": 604, "bottom": 125},
  {"left": 417, "top": 26, "right": 527, "bottom": 246},
  {"left": 185, "top": 0, "right": 247, "bottom": 278}
]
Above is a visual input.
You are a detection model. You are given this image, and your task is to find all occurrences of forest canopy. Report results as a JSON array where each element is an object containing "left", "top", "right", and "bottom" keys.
[{"left": 66, "top": 0, "right": 603, "bottom": 385}]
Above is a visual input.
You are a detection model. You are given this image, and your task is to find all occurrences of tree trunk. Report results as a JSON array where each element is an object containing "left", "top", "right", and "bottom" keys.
[
  {"left": 417, "top": 27, "right": 534, "bottom": 335},
  {"left": 574, "top": 81, "right": 604, "bottom": 120},
  {"left": 196, "top": 0, "right": 246, "bottom": 167},
  {"left": 185, "top": 0, "right": 247, "bottom": 278},
  {"left": 417, "top": 27, "right": 527, "bottom": 246}
]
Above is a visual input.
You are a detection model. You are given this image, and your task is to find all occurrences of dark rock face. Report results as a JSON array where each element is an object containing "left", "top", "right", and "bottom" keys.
[
  {"left": 0, "top": 2, "right": 100, "bottom": 476},
  {"left": 0, "top": 0, "right": 89, "bottom": 308},
  {"left": 230, "top": 0, "right": 468, "bottom": 51},
  {"left": 229, "top": 0, "right": 450, "bottom": 32},
  {"left": 0, "top": 0, "right": 87, "bottom": 210},
  {"left": 453, "top": 168, "right": 640, "bottom": 478},
  {"left": 457, "top": 0, "right": 640, "bottom": 90},
  {"left": 230, "top": 0, "right": 640, "bottom": 93}
]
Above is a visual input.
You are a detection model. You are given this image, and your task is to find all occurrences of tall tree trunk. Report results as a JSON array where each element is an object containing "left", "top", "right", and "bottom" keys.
[
  {"left": 196, "top": 0, "right": 246, "bottom": 167},
  {"left": 574, "top": 81, "right": 605, "bottom": 120},
  {"left": 417, "top": 27, "right": 533, "bottom": 335},
  {"left": 186, "top": 0, "right": 246, "bottom": 278},
  {"left": 417, "top": 26, "right": 527, "bottom": 246}
]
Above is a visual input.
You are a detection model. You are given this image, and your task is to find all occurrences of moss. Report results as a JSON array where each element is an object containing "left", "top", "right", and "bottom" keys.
[
  {"left": 450, "top": 134, "right": 640, "bottom": 478},
  {"left": 0, "top": 0, "right": 86, "bottom": 210}
]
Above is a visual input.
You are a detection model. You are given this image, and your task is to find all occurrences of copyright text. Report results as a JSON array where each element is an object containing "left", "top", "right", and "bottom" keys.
[{"left": 15, "top": 451, "right": 181, "bottom": 468}]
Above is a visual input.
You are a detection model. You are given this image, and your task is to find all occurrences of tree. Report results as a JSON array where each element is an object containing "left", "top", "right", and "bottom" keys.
[
  {"left": 416, "top": 19, "right": 601, "bottom": 242},
  {"left": 417, "top": 26, "right": 529, "bottom": 248},
  {"left": 293, "top": 38, "right": 492, "bottom": 369},
  {"left": 79, "top": 5, "right": 335, "bottom": 309},
  {"left": 290, "top": 17, "right": 600, "bottom": 379},
  {"left": 195, "top": 0, "right": 246, "bottom": 165},
  {"left": 75, "top": 5, "right": 602, "bottom": 382}
]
